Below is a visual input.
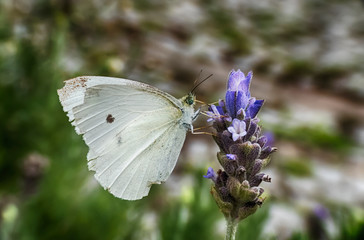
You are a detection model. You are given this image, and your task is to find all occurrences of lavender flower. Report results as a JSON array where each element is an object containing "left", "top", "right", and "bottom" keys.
[
  {"left": 226, "top": 154, "right": 237, "bottom": 160},
  {"left": 204, "top": 167, "right": 217, "bottom": 182},
  {"left": 264, "top": 132, "right": 275, "bottom": 147},
  {"left": 313, "top": 204, "right": 330, "bottom": 220},
  {"left": 228, "top": 119, "right": 247, "bottom": 141},
  {"left": 204, "top": 70, "right": 276, "bottom": 237}
]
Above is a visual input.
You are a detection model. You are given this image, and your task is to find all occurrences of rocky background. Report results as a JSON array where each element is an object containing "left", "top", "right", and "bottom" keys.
[{"left": 1, "top": 0, "right": 364, "bottom": 239}]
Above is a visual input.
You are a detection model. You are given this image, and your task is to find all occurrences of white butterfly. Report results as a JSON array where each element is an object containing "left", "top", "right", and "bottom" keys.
[{"left": 57, "top": 76, "right": 199, "bottom": 200}]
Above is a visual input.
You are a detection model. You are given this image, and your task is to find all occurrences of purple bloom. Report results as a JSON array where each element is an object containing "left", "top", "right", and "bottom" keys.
[
  {"left": 246, "top": 98, "right": 264, "bottom": 119},
  {"left": 226, "top": 154, "right": 237, "bottom": 160},
  {"left": 227, "top": 70, "right": 252, "bottom": 92},
  {"left": 203, "top": 167, "right": 216, "bottom": 181},
  {"left": 206, "top": 105, "right": 224, "bottom": 122},
  {"left": 218, "top": 99, "right": 225, "bottom": 108},
  {"left": 264, "top": 132, "right": 275, "bottom": 147},
  {"left": 313, "top": 204, "right": 330, "bottom": 220},
  {"left": 228, "top": 119, "right": 247, "bottom": 141},
  {"left": 225, "top": 70, "right": 264, "bottom": 119}
]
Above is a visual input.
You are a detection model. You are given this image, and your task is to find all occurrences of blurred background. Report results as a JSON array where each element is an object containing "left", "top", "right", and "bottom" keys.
[{"left": 1, "top": 0, "right": 364, "bottom": 239}]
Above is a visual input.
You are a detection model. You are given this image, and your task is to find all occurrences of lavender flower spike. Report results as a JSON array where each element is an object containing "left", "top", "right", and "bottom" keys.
[
  {"left": 228, "top": 119, "right": 247, "bottom": 141},
  {"left": 204, "top": 69, "right": 276, "bottom": 239}
]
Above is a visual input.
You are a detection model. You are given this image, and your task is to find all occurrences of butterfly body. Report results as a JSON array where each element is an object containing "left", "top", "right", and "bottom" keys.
[{"left": 58, "top": 76, "right": 197, "bottom": 200}]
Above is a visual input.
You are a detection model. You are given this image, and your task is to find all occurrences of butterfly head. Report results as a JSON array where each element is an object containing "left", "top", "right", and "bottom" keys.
[{"left": 183, "top": 92, "right": 196, "bottom": 106}]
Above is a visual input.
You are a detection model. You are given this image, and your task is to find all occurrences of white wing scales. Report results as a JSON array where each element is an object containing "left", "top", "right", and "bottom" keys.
[{"left": 58, "top": 76, "right": 191, "bottom": 200}]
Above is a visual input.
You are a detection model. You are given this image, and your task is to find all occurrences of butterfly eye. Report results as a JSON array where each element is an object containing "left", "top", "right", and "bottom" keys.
[{"left": 186, "top": 96, "right": 194, "bottom": 105}]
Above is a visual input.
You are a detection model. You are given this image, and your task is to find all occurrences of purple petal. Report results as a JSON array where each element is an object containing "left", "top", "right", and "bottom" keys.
[
  {"left": 264, "top": 132, "right": 275, "bottom": 147},
  {"left": 219, "top": 99, "right": 225, "bottom": 108},
  {"left": 232, "top": 133, "right": 239, "bottom": 141},
  {"left": 313, "top": 204, "right": 330, "bottom": 220},
  {"left": 227, "top": 70, "right": 245, "bottom": 91},
  {"left": 211, "top": 105, "right": 219, "bottom": 115},
  {"left": 235, "top": 91, "right": 250, "bottom": 112},
  {"left": 206, "top": 110, "right": 217, "bottom": 122},
  {"left": 239, "top": 120, "right": 246, "bottom": 133},
  {"left": 203, "top": 167, "right": 216, "bottom": 181},
  {"left": 238, "top": 71, "right": 253, "bottom": 95},
  {"left": 206, "top": 110, "right": 214, "bottom": 117},
  {"left": 247, "top": 97, "right": 256, "bottom": 106},
  {"left": 207, "top": 105, "right": 225, "bottom": 122},
  {"left": 232, "top": 118, "right": 240, "bottom": 130},
  {"left": 257, "top": 136, "right": 268, "bottom": 147},
  {"left": 206, "top": 111, "right": 214, "bottom": 118},
  {"left": 226, "top": 154, "right": 237, "bottom": 160},
  {"left": 247, "top": 99, "right": 264, "bottom": 118},
  {"left": 215, "top": 105, "right": 225, "bottom": 115},
  {"left": 225, "top": 91, "right": 236, "bottom": 118},
  {"left": 227, "top": 126, "right": 235, "bottom": 134}
]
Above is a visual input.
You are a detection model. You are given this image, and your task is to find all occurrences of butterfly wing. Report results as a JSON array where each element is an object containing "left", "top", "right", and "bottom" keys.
[{"left": 58, "top": 76, "right": 189, "bottom": 200}]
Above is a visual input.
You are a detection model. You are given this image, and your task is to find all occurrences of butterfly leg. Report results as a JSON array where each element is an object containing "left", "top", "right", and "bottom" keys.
[
  {"left": 192, "top": 108, "right": 201, "bottom": 121},
  {"left": 191, "top": 131, "right": 216, "bottom": 136},
  {"left": 190, "top": 124, "right": 216, "bottom": 136}
]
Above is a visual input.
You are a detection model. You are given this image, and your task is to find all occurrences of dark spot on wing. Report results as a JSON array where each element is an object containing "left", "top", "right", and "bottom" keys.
[
  {"left": 117, "top": 136, "right": 122, "bottom": 145},
  {"left": 106, "top": 114, "right": 115, "bottom": 123}
]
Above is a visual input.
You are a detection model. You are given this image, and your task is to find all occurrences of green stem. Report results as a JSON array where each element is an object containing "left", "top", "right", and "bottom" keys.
[{"left": 225, "top": 217, "right": 238, "bottom": 240}]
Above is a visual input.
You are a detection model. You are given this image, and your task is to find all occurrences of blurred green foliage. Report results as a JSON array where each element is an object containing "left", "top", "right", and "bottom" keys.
[
  {"left": 159, "top": 171, "right": 219, "bottom": 240},
  {"left": 235, "top": 202, "right": 269, "bottom": 240},
  {"left": 202, "top": 0, "right": 251, "bottom": 56},
  {"left": 333, "top": 207, "right": 364, "bottom": 240},
  {"left": 279, "top": 158, "right": 313, "bottom": 177},
  {"left": 274, "top": 125, "right": 353, "bottom": 154}
]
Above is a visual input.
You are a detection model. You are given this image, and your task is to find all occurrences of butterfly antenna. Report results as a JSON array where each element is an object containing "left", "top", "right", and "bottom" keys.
[
  {"left": 194, "top": 69, "right": 204, "bottom": 86},
  {"left": 195, "top": 99, "right": 207, "bottom": 105},
  {"left": 206, "top": 100, "right": 219, "bottom": 106},
  {"left": 191, "top": 73, "right": 213, "bottom": 94}
]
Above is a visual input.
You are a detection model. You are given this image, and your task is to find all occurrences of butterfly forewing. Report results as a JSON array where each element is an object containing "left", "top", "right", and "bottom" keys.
[{"left": 58, "top": 76, "right": 190, "bottom": 200}]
